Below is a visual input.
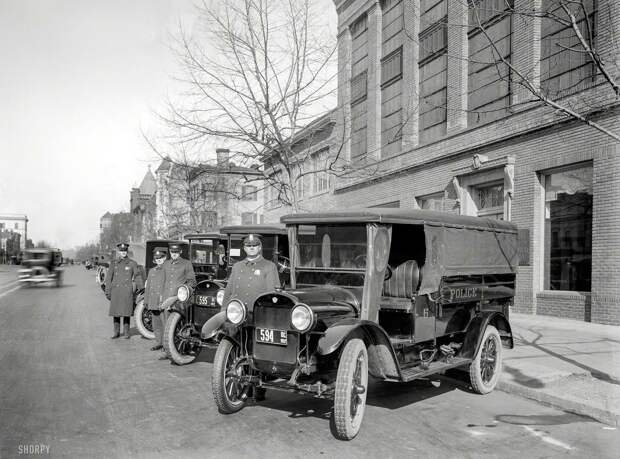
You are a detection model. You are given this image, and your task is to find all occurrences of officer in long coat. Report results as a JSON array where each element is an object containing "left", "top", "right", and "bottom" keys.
[
  {"left": 162, "top": 243, "right": 196, "bottom": 300},
  {"left": 144, "top": 248, "right": 167, "bottom": 352},
  {"left": 104, "top": 242, "right": 144, "bottom": 339}
]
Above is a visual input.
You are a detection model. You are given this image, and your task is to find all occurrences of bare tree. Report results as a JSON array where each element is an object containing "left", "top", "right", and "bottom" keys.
[{"left": 158, "top": 0, "right": 374, "bottom": 211}]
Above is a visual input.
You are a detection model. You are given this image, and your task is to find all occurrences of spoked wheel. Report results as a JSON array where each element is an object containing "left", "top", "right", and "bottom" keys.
[
  {"left": 163, "top": 311, "right": 200, "bottom": 365},
  {"left": 212, "top": 338, "right": 252, "bottom": 414},
  {"left": 333, "top": 338, "right": 368, "bottom": 440},
  {"left": 469, "top": 325, "right": 503, "bottom": 394},
  {"left": 133, "top": 300, "right": 155, "bottom": 340}
]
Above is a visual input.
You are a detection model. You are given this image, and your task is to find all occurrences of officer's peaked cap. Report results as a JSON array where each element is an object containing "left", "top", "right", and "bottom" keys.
[
  {"left": 117, "top": 242, "right": 129, "bottom": 251},
  {"left": 243, "top": 234, "right": 262, "bottom": 246},
  {"left": 153, "top": 247, "right": 167, "bottom": 259},
  {"left": 169, "top": 243, "right": 182, "bottom": 253}
]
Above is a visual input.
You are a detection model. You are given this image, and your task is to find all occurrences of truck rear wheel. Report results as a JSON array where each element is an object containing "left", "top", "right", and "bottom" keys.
[{"left": 469, "top": 325, "right": 502, "bottom": 394}]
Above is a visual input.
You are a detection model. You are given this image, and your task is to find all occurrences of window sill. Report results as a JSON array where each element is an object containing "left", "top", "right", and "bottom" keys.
[{"left": 537, "top": 290, "right": 591, "bottom": 300}]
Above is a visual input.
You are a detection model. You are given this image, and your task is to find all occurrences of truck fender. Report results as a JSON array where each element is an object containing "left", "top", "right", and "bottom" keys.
[
  {"left": 162, "top": 296, "right": 186, "bottom": 317},
  {"left": 317, "top": 318, "right": 400, "bottom": 380},
  {"left": 460, "top": 311, "right": 513, "bottom": 359}
]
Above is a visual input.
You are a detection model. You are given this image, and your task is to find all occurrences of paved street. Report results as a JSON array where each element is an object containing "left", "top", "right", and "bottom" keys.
[{"left": 0, "top": 266, "right": 618, "bottom": 458}]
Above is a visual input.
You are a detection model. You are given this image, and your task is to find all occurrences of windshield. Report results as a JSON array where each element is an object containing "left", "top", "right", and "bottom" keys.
[
  {"left": 295, "top": 224, "right": 367, "bottom": 287},
  {"left": 25, "top": 251, "right": 50, "bottom": 261},
  {"left": 190, "top": 240, "right": 219, "bottom": 265}
]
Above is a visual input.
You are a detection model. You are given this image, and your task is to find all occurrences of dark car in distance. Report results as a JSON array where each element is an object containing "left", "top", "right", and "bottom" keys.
[
  {"left": 18, "top": 248, "right": 64, "bottom": 287},
  {"left": 211, "top": 209, "right": 518, "bottom": 440}
]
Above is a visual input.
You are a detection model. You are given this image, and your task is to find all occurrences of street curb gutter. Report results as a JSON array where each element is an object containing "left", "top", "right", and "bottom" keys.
[
  {"left": 438, "top": 374, "right": 619, "bottom": 428},
  {"left": 496, "top": 380, "right": 620, "bottom": 428}
]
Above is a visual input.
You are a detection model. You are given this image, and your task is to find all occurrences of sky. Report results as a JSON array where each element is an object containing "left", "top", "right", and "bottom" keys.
[
  {"left": 0, "top": 0, "right": 199, "bottom": 249},
  {"left": 0, "top": 0, "right": 338, "bottom": 250}
]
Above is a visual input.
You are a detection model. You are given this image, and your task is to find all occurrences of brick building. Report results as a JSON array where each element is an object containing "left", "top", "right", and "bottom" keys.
[
  {"left": 0, "top": 214, "right": 28, "bottom": 250},
  {"left": 289, "top": 0, "right": 620, "bottom": 324},
  {"left": 154, "top": 149, "right": 265, "bottom": 238},
  {"left": 262, "top": 110, "right": 338, "bottom": 222},
  {"left": 129, "top": 167, "right": 157, "bottom": 243}
]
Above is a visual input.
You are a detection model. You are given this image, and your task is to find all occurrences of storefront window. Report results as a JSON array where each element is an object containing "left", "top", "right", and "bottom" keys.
[{"left": 544, "top": 164, "right": 592, "bottom": 291}]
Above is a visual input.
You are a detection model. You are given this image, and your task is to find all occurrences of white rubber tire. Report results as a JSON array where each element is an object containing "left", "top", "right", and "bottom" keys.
[{"left": 133, "top": 300, "right": 155, "bottom": 340}]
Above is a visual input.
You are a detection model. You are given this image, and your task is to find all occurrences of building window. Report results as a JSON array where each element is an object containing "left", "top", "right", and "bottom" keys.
[
  {"left": 200, "top": 211, "right": 217, "bottom": 228},
  {"left": 541, "top": 0, "right": 597, "bottom": 98},
  {"left": 294, "top": 165, "right": 306, "bottom": 199},
  {"left": 467, "top": 0, "right": 513, "bottom": 126},
  {"left": 417, "top": 191, "right": 447, "bottom": 211},
  {"left": 543, "top": 164, "right": 592, "bottom": 292},
  {"left": 370, "top": 200, "right": 400, "bottom": 208},
  {"left": 0, "top": 223, "right": 4, "bottom": 229},
  {"left": 242, "top": 185, "right": 257, "bottom": 201},
  {"left": 474, "top": 181, "right": 504, "bottom": 219},
  {"left": 419, "top": 0, "right": 447, "bottom": 144},
  {"left": 312, "top": 149, "right": 331, "bottom": 194},
  {"left": 350, "top": 71, "right": 368, "bottom": 105},
  {"left": 381, "top": 0, "right": 404, "bottom": 158},
  {"left": 241, "top": 212, "right": 258, "bottom": 225},
  {"left": 350, "top": 14, "right": 368, "bottom": 162},
  {"left": 15, "top": 223, "right": 19, "bottom": 229}
]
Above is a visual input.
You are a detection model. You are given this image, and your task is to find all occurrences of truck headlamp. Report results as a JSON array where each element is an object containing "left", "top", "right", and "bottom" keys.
[
  {"left": 177, "top": 285, "right": 191, "bottom": 302},
  {"left": 291, "top": 304, "right": 313, "bottom": 332},
  {"left": 216, "top": 289, "right": 225, "bottom": 307},
  {"left": 226, "top": 299, "right": 246, "bottom": 325}
]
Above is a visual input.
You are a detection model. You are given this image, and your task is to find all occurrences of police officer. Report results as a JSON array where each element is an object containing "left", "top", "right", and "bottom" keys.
[
  {"left": 145, "top": 248, "right": 167, "bottom": 352},
  {"left": 221, "top": 234, "right": 280, "bottom": 309},
  {"left": 104, "top": 242, "right": 144, "bottom": 339},
  {"left": 162, "top": 244, "right": 196, "bottom": 305}
]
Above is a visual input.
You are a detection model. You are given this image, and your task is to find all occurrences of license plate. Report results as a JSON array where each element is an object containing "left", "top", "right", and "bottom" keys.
[
  {"left": 195, "top": 295, "right": 214, "bottom": 306},
  {"left": 256, "top": 328, "right": 288, "bottom": 346}
]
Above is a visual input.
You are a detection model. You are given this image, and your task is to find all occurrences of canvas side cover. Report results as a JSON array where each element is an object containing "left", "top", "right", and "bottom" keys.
[{"left": 419, "top": 225, "right": 518, "bottom": 295}]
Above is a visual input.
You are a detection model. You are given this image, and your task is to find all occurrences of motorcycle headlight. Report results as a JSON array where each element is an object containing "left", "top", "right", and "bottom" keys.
[
  {"left": 291, "top": 304, "right": 313, "bottom": 332},
  {"left": 177, "top": 285, "right": 190, "bottom": 302},
  {"left": 216, "top": 289, "right": 225, "bottom": 306},
  {"left": 226, "top": 299, "right": 246, "bottom": 325}
]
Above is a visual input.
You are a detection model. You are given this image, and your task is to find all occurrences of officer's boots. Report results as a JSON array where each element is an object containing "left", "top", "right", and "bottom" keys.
[
  {"left": 123, "top": 321, "right": 130, "bottom": 339},
  {"left": 111, "top": 321, "right": 120, "bottom": 339}
]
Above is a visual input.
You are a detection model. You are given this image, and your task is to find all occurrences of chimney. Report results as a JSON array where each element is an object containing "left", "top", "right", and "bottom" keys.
[{"left": 216, "top": 148, "right": 230, "bottom": 168}]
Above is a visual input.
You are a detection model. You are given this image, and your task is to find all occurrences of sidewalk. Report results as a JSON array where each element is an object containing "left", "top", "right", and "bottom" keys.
[{"left": 498, "top": 312, "right": 620, "bottom": 426}]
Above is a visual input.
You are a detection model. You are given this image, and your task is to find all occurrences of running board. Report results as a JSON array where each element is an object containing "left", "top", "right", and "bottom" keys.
[{"left": 399, "top": 357, "right": 470, "bottom": 382}]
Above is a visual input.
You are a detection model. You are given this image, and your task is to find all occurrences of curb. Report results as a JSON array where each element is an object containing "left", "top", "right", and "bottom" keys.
[
  {"left": 496, "top": 380, "right": 620, "bottom": 428},
  {"left": 439, "top": 373, "right": 619, "bottom": 428}
]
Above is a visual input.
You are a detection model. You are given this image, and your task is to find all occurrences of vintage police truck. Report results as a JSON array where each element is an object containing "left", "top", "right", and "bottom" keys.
[{"left": 211, "top": 209, "right": 518, "bottom": 440}]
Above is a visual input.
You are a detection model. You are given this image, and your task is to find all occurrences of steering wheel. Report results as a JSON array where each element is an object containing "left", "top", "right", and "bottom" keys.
[
  {"left": 276, "top": 255, "right": 290, "bottom": 273},
  {"left": 353, "top": 254, "right": 367, "bottom": 268}
]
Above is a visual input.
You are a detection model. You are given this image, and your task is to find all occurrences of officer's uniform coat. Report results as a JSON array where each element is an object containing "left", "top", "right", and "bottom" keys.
[
  {"left": 222, "top": 255, "right": 280, "bottom": 308},
  {"left": 162, "top": 257, "right": 196, "bottom": 299},
  {"left": 105, "top": 257, "right": 144, "bottom": 317},
  {"left": 144, "top": 264, "right": 166, "bottom": 311}
]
